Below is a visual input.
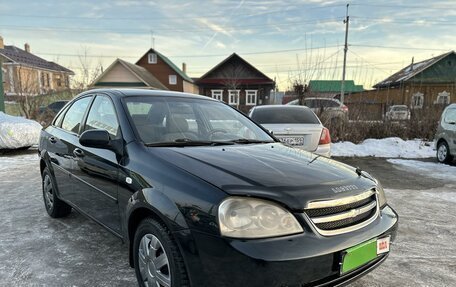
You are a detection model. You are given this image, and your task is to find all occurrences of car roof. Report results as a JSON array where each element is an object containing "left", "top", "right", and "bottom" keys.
[
  {"left": 252, "top": 105, "right": 312, "bottom": 111},
  {"left": 80, "top": 88, "right": 217, "bottom": 102},
  {"left": 304, "top": 97, "right": 340, "bottom": 102}
]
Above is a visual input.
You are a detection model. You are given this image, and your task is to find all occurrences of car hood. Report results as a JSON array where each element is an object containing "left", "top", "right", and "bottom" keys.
[{"left": 152, "top": 143, "right": 377, "bottom": 210}]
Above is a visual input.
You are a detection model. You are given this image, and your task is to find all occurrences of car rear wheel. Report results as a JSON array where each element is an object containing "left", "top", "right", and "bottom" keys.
[
  {"left": 437, "top": 141, "right": 453, "bottom": 164},
  {"left": 42, "top": 167, "right": 72, "bottom": 218},
  {"left": 133, "top": 218, "right": 189, "bottom": 287}
]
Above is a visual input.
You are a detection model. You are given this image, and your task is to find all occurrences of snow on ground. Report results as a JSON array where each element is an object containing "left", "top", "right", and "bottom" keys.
[
  {"left": 332, "top": 137, "right": 435, "bottom": 158},
  {"left": 387, "top": 159, "right": 456, "bottom": 181},
  {"left": 0, "top": 153, "right": 38, "bottom": 172}
]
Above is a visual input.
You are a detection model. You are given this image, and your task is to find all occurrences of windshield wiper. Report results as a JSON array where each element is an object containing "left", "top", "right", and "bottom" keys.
[
  {"left": 228, "top": 138, "right": 275, "bottom": 144},
  {"left": 145, "top": 138, "right": 235, "bottom": 147}
]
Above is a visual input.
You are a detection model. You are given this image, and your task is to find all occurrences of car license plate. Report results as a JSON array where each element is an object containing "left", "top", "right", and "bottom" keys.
[
  {"left": 277, "top": 136, "right": 304, "bottom": 146},
  {"left": 341, "top": 236, "right": 390, "bottom": 274}
]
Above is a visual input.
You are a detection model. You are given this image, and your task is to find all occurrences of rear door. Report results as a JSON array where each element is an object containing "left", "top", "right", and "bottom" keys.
[
  {"left": 48, "top": 96, "right": 93, "bottom": 203},
  {"left": 71, "top": 94, "right": 122, "bottom": 234}
]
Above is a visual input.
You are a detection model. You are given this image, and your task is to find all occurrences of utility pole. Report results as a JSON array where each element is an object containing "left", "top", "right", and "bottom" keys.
[
  {"left": 0, "top": 57, "right": 4, "bottom": 112},
  {"left": 340, "top": 4, "right": 349, "bottom": 105}
]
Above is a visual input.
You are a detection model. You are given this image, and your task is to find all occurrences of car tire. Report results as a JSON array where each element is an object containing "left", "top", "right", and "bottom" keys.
[
  {"left": 133, "top": 218, "right": 189, "bottom": 287},
  {"left": 437, "top": 141, "right": 453, "bottom": 164},
  {"left": 42, "top": 167, "right": 72, "bottom": 218}
]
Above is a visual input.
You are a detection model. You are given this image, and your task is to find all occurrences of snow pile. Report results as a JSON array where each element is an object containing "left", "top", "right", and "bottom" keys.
[
  {"left": 0, "top": 112, "right": 42, "bottom": 149},
  {"left": 331, "top": 137, "right": 435, "bottom": 158},
  {"left": 387, "top": 159, "right": 456, "bottom": 181}
]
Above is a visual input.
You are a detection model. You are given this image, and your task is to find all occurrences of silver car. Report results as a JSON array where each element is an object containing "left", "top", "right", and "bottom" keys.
[
  {"left": 249, "top": 105, "right": 331, "bottom": 157},
  {"left": 385, "top": 105, "right": 411, "bottom": 121},
  {"left": 287, "top": 97, "right": 348, "bottom": 124},
  {"left": 435, "top": 103, "right": 456, "bottom": 163}
]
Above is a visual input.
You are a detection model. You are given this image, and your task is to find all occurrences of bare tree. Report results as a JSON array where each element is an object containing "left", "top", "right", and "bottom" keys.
[
  {"left": 71, "top": 47, "right": 103, "bottom": 93},
  {"left": 14, "top": 66, "right": 44, "bottom": 119},
  {"left": 220, "top": 63, "right": 246, "bottom": 110}
]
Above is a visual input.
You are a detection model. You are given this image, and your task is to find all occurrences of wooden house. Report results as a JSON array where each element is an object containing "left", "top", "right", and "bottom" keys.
[
  {"left": 136, "top": 48, "right": 198, "bottom": 93},
  {"left": 195, "top": 53, "right": 275, "bottom": 113},
  {"left": 0, "top": 36, "right": 74, "bottom": 97},
  {"left": 90, "top": 58, "right": 167, "bottom": 90}
]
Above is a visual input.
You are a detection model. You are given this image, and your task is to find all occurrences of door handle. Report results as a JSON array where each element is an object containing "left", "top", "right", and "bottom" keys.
[
  {"left": 73, "top": 148, "right": 85, "bottom": 158},
  {"left": 49, "top": 137, "right": 57, "bottom": 144}
]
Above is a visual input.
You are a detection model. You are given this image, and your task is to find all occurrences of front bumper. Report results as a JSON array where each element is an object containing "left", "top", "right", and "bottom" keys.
[{"left": 174, "top": 205, "right": 398, "bottom": 287}]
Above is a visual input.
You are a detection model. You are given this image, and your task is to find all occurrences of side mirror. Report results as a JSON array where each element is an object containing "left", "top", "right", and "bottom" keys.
[
  {"left": 80, "top": 129, "right": 111, "bottom": 149},
  {"left": 269, "top": 130, "right": 274, "bottom": 135}
]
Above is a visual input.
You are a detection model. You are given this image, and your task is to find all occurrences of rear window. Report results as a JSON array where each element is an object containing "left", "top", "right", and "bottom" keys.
[
  {"left": 304, "top": 99, "right": 339, "bottom": 108},
  {"left": 251, "top": 107, "right": 320, "bottom": 124},
  {"left": 392, "top": 106, "right": 408, "bottom": 111}
]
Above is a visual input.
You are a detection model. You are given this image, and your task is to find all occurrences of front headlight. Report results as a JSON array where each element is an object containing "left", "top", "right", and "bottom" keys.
[
  {"left": 376, "top": 182, "right": 387, "bottom": 208},
  {"left": 361, "top": 171, "right": 387, "bottom": 208},
  {"left": 218, "top": 197, "right": 303, "bottom": 239}
]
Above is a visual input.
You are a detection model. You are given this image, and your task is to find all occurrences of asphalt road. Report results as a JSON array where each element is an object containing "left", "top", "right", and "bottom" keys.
[{"left": 0, "top": 150, "right": 455, "bottom": 286}]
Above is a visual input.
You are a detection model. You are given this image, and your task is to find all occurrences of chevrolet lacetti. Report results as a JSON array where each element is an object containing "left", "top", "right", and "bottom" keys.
[{"left": 38, "top": 89, "right": 398, "bottom": 287}]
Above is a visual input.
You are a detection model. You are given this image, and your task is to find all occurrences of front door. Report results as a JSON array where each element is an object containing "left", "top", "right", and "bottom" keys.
[{"left": 71, "top": 95, "right": 122, "bottom": 234}]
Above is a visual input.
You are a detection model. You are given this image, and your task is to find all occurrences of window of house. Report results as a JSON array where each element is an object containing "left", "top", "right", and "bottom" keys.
[
  {"left": 40, "top": 72, "right": 45, "bottom": 87},
  {"left": 228, "top": 90, "right": 240, "bottom": 105},
  {"left": 411, "top": 92, "right": 424, "bottom": 109},
  {"left": 211, "top": 90, "right": 223, "bottom": 101},
  {"left": 435, "top": 91, "right": 450, "bottom": 105},
  {"left": 56, "top": 74, "right": 62, "bottom": 87},
  {"left": 245, "top": 90, "right": 257, "bottom": 106},
  {"left": 148, "top": 53, "right": 157, "bottom": 64},
  {"left": 65, "top": 75, "right": 70, "bottom": 87},
  {"left": 169, "top": 75, "right": 177, "bottom": 85}
]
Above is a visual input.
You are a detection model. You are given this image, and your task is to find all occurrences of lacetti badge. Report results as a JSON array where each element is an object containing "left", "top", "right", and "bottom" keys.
[{"left": 332, "top": 185, "right": 359, "bottom": 193}]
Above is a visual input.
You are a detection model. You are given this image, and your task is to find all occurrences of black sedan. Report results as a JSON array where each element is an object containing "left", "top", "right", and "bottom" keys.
[{"left": 38, "top": 89, "right": 398, "bottom": 287}]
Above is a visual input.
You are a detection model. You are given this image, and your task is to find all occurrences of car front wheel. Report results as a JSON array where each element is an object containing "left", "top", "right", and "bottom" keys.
[
  {"left": 437, "top": 141, "right": 453, "bottom": 164},
  {"left": 133, "top": 218, "right": 189, "bottom": 287}
]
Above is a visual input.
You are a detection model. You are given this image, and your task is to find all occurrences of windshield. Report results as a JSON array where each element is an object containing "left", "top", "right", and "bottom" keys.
[
  {"left": 124, "top": 96, "right": 274, "bottom": 145},
  {"left": 251, "top": 107, "right": 320, "bottom": 124}
]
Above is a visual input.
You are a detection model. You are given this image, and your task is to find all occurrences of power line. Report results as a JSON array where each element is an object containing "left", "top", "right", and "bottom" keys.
[
  {"left": 351, "top": 44, "right": 452, "bottom": 52},
  {"left": 351, "top": 3, "right": 456, "bottom": 10},
  {"left": 0, "top": 4, "right": 346, "bottom": 21},
  {"left": 0, "top": 17, "right": 343, "bottom": 34},
  {"left": 352, "top": 16, "right": 456, "bottom": 26},
  {"left": 35, "top": 45, "right": 343, "bottom": 59}
]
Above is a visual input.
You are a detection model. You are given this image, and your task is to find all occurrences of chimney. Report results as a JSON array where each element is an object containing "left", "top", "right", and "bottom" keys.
[
  {"left": 410, "top": 57, "right": 414, "bottom": 71},
  {"left": 182, "top": 62, "right": 187, "bottom": 74},
  {"left": 24, "top": 43, "right": 30, "bottom": 53},
  {"left": 0, "top": 36, "right": 4, "bottom": 49}
]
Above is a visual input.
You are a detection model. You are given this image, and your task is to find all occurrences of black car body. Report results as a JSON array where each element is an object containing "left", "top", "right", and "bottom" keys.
[{"left": 38, "top": 89, "right": 398, "bottom": 287}]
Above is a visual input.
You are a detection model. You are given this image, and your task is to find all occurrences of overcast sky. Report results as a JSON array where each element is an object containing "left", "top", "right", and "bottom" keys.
[{"left": 1, "top": 0, "right": 455, "bottom": 90}]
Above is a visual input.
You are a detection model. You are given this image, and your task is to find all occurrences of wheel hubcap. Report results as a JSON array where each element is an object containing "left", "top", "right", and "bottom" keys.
[
  {"left": 138, "top": 234, "right": 171, "bottom": 287},
  {"left": 43, "top": 175, "right": 54, "bottom": 209},
  {"left": 438, "top": 145, "right": 448, "bottom": 162}
]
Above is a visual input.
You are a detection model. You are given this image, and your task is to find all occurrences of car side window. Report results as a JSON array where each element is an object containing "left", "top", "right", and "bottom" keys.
[
  {"left": 304, "top": 100, "right": 314, "bottom": 108},
  {"left": 327, "top": 100, "right": 340, "bottom": 108},
  {"left": 444, "top": 108, "right": 456, "bottom": 123},
  {"left": 53, "top": 105, "right": 70, "bottom": 127},
  {"left": 84, "top": 96, "right": 120, "bottom": 137},
  {"left": 61, "top": 97, "right": 92, "bottom": 134}
]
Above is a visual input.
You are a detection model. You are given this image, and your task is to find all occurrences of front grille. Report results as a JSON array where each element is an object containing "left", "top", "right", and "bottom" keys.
[{"left": 304, "top": 190, "right": 378, "bottom": 236}]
